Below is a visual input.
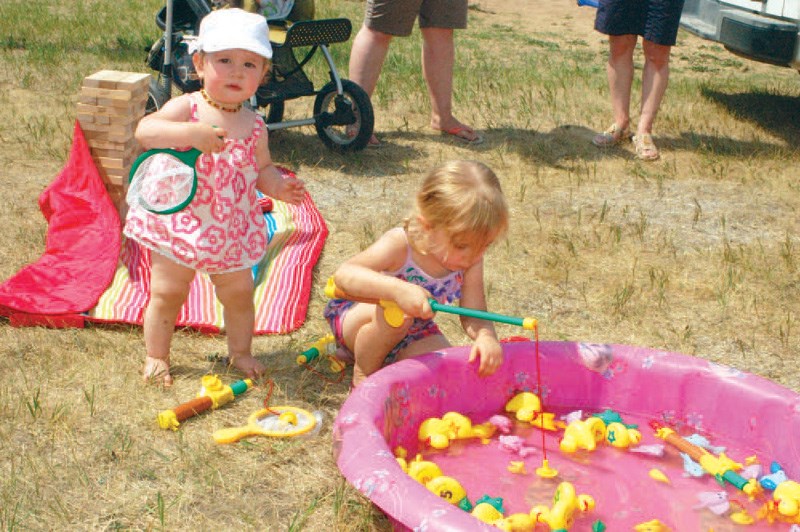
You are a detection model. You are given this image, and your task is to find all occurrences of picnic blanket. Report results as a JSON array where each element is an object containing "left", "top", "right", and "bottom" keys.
[{"left": 0, "top": 122, "right": 327, "bottom": 335}]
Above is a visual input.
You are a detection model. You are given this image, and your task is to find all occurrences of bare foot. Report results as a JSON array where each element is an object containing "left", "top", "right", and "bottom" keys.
[
  {"left": 431, "top": 118, "right": 483, "bottom": 144},
  {"left": 143, "top": 356, "right": 173, "bottom": 386},
  {"left": 346, "top": 125, "right": 381, "bottom": 147},
  {"left": 229, "top": 354, "right": 266, "bottom": 381}
]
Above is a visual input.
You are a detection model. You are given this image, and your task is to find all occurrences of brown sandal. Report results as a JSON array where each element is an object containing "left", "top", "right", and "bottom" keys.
[
  {"left": 632, "top": 133, "right": 660, "bottom": 161},
  {"left": 592, "top": 123, "right": 632, "bottom": 147}
]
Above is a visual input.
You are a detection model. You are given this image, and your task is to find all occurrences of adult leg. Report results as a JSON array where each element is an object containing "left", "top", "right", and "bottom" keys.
[
  {"left": 421, "top": 27, "right": 480, "bottom": 142},
  {"left": 630, "top": 39, "right": 672, "bottom": 160},
  {"left": 593, "top": 34, "right": 637, "bottom": 146},
  {"left": 607, "top": 34, "right": 637, "bottom": 131},
  {"left": 340, "top": 303, "right": 412, "bottom": 386},
  {"left": 348, "top": 25, "right": 393, "bottom": 145},
  {"left": 638, "top": 39, "right": 672, "bottom": 136},
  {"left": 143, "top": 253, "right": 196, "bottom": 385},
  {"left": 211, "top": 268, "right": 265, "bottom": 380}
]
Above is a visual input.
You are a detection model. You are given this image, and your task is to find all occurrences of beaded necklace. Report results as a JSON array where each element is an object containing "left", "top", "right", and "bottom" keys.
[{"left": 200, "top": 89, "right": 243, "bottom": 113}]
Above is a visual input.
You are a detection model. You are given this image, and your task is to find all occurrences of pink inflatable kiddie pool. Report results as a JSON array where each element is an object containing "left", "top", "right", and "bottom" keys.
[{"left": 333, "top": 341, "right": 800, "bottom": 530}]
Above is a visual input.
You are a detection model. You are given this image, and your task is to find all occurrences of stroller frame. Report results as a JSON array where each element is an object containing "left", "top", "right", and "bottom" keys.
[{"left": 147, "top": 0, "right": 374, "bottom": 152}]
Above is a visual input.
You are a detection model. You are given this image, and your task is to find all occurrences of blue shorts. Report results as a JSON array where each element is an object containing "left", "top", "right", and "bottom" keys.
[
  {"left": 595, "top": 0, "right": 685, "bottom": 46},
  {"left": 323, "top": 299, "right": 443, "bottom": 365}
]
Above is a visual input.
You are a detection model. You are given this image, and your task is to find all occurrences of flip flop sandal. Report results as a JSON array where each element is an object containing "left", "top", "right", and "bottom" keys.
[
  {"left": 592, "top": 123, "right": 632, "bottom": 147},
  {"left": 633, "top": 134, "right": 660, "bottom": 161},
  {"left": 440, "top": 125, "right": 484, "bottom": 145}
]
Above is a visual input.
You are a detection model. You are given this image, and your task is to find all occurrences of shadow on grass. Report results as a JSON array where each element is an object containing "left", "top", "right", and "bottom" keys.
[
  {"left": 492, "top": 123, "right": 792, "bottom": 166},
  {"left": 700, "top": 87, "right": 800, "bottom": 146},
  {"left": 268, "top": 128, "right": 422, "bottom": 178},
  {"left": 269, "top": 115, "right": 793, "bottom": 176}
]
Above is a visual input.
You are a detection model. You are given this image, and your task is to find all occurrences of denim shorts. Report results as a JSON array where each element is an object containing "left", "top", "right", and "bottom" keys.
[
  {"left": 364, "top": 0, "right": 468, "bottom": 37},
  {"left": 595, "top": 0, "right": 686, "bottom": 46}
]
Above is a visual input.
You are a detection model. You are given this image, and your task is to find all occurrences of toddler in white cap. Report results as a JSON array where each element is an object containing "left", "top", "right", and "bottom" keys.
[
  {"left": 128, "top": 8, "right": 305, "bottom": 386},
  {"left": 194, "top": 7, "right": 272, "bottom": 59}
]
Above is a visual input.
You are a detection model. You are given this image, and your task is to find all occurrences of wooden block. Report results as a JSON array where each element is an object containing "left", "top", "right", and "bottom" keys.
[
  {"left": 79, "top": 85, "right": 146, "bottom": 102},
  {"left": 83, "top": 70, "right": 149, "bottom": 90},
  {"left": 79, "top": 120, "right": 135, "bottom": 136},
  {"left": 97, "top": 93, "right": 148, "bottom": 109},
  {"left": 96, "top": 154, "right": 139, "bottom": 170},
  {"left": 86, "top": 137, "right": 138, "bottom": 152},
  {"left": 117, "top": 72, "right": 151, "bottom": 90},
  {"left": 83, "top": 70, "right": 127, "bottom": 89},
  {"left": 95, "top": 166, "right": 125, "bottom": 188},
  {"left": 76, "top": 102, "right": 132, "bottom": 118},
  {"left": 78, "top": 94, "right": 98, "bottom": 105},
  {"left": 91, "top": 144, "right": 141, "bottom": 161}
]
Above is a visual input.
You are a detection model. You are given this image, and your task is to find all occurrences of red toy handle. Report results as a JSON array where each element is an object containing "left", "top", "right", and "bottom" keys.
[{"left": 172, "top": 396, "right": 213, "bottom": 422}]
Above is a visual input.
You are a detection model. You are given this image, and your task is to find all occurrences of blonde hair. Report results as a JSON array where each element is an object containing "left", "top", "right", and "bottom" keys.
[{"left": 405, "top": 160, "right": 508, "bottom": 255}]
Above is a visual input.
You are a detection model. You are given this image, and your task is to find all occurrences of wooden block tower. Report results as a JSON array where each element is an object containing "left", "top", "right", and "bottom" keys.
[{"left": 76, "top": 70, "right": 151, "bottom": 212}]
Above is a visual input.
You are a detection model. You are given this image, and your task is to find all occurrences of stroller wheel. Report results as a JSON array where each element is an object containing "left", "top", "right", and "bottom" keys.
[
  {"left": 313, "top": 80, "right": 374, "bottom": 152},
  {"left": 263, "top": 101, "right": 285, "bottom": 125},
  {"left": 146, "top": 77, "right": 171, "bottom": 115}
]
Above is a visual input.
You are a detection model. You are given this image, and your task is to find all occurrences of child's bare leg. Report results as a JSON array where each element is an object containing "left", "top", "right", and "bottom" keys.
[
  {"left": 211, "top": 269, "right": 265, "bottom": 380},
  {"left": 143, "top": 253, "right": 195, "bottom": 385},
  {"left": 341, "top": 303, "right": 411, "bottom": 386},
  {"left": 395, "top": 333, "right": 451, "bottom": 361}
]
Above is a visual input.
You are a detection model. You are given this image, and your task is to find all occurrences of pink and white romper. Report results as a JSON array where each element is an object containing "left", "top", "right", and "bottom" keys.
[{"left": 124, "top": 95, "right": 268, "bottom": 275}]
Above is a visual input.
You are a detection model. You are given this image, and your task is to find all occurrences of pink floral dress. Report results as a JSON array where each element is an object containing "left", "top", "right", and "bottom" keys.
[{"left": 124, "top": 96, "right": 268, "bottom": 275}]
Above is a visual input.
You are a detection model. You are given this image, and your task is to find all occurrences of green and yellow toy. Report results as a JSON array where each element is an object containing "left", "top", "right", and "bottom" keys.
[
  {"left": 157, "top": 374, "right": 252, "bottom": 430},
  {"left": 296, "top": 334, "right": 345, "bottom": 373}
]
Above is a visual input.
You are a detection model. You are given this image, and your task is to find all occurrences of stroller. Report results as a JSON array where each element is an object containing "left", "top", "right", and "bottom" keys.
[{"left": 145, "top": 0, "right": 374, "bottom": 152}]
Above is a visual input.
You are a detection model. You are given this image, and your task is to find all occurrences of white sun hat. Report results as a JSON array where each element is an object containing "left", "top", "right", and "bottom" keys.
[{"left": 195, "top": 8, "right": 272, "bottom": 60}]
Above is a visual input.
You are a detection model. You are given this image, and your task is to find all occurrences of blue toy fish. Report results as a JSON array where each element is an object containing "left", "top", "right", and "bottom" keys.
[
  {"left": 760, "top": 461, "right": 789, "bottom": 491},
  {"left": 680, "top": 452, "right": 706, "bottom": 477}
]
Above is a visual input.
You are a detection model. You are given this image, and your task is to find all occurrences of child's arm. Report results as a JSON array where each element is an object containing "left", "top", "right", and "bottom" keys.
[
  {"left": 135, "top": 94, "right": 225, "bottom": 153},
  {"left": 334, "top": 228, "right": 434, "bottom": 320},
  {"left": 254, "top": 130, "right": 305, "bottom": 205},
  {"left": 459, "top": 259, "right": 503, "bottom": 376}
]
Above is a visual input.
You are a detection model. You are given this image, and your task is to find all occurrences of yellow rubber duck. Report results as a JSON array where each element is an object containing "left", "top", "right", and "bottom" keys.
[
  {"left": 633, "top": 519, "right": 672, "bottom": 531},
  {"left": 507, "top": 461, "right": 527, "bottom": 475},
  {"left": 505, "top": 392, "right": 542, "bottom": 422},
  {"left": 605, "top": 421, "right": 642, "bottom": 448},
  {"left": 406, "top": 455, "right": 442, "bottom": 485},
  {"left": 426, "top": 475, "right": 468, "bottom": 506},
  {"left": 472, "top": 502, "right": 504, "bottom": 524},
  {"left": 494, "top": 512, "right": 536, "bottom": 531},
  {"left": 773, "top": 480, "right": 800, "bottom": 520},
  {"left": 530, "top": 481, "right": 595, "bottom": 530},
  {"left": 729, "top": 508, "right": 755, "bottom": 525},
  {"left": 417, "top": 411, "right": 495, "bottom": 449},
  {"left": 530, "top": 411, "right": 564, "bottom": 431},
  {"left": 559, "top": 417, "right": 606, "bottom": 453}
]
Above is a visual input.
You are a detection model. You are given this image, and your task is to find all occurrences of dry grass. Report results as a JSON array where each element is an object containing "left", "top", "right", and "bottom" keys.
[{"left": 1, "top": 0, "right": 799, "bottom": 530}]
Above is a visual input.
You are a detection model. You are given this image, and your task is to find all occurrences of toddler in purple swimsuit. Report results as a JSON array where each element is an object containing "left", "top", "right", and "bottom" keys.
[{"left": 324, "top": 160, "right": 509, "bottom": 387}]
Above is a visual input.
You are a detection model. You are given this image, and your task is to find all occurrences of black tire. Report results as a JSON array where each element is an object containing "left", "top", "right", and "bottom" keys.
[
  {"left": 146, "top": 77, "right": 171, "bottom": 115},
  {"left": 263, "top": 101, "right": 285, "bottom": 125},
  {"left": 313, "top": 80, "right": 374, "bottom": 152}
]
